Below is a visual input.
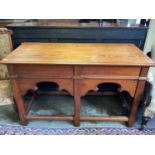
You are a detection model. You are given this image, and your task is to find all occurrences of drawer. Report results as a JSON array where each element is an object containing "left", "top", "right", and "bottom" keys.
[
  {"left": 13, "top": 65, "right": 73, "bottom": 76},
  {"left": 82, "top": 66, "right": 141, "bottom": 76}
]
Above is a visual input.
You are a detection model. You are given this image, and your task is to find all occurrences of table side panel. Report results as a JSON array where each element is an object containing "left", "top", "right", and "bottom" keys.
[
  {"left": 80, "top": 66, "right": 143, "bottom": 97},
  {"left": 8, "top": 65, "right": 145, "bottom": 98},
  {"left": 17, "top": 78, "right": 74, "bottom": 96},
  {"left": 13, "top": 65, "right": 74, "bottom": 77},
  {"left": 80, "top": 79, "right": 138, "bottom": 97},
  {"left": 8, "top": 65, "right": 74, "bottom": 96}
]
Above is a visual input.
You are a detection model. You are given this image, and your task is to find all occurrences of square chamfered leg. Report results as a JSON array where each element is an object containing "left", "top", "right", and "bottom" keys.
[
  {"left": 11, "top": 78, "right": 28, "bottom": 125},
  {"left": 8, "top": 65, "right": 28, "bottom": 125},
  {"left": 73, "top": 66, "right": 81, "bottom": 126},
  {"left": 74, "top": 81, "right": 81, "bottom": 126},
  {"left": 128, "top": 67, "right": 149, "bottom": 127},
  {"left": 128, "top": 80, "right": 147, "bottom": 127}
]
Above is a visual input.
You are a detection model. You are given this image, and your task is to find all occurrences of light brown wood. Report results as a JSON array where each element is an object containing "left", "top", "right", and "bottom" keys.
[
  {"left": 80, "top": 79, "right": 138, "bottom": 97},
  {"left": 1, "top": 43, "right": 154, "bottom": 127},
  {"left": 128, "top": 67, "right": 149, "bottom": 127},
  {"left": 80, "top": 116, "right": 129, "bottom": 122},
  {"left": 17, "top": 78, "right": 74, "bottom": 96},
  {"left": 82, "top": 66, "right": 141, "bottom": 76},
  {"left": 26, "top": 115, "right": 74, "bottom": 121},
  {"left": 73, "top": 66, "right": 81, "bottom": 126},
  {"left": 1, "top": 43, "right": 154, "bottom": 66},
  {"left": 13, "top": 65, "right": 73, "bottom": 76},
  {"left": 7, "top": 65, "right": 28, "bottom": 125}
]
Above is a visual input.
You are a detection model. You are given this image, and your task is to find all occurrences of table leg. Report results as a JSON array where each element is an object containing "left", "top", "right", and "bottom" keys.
[
  {"left": 74, "top": 78, "right": 81, "bottom": 126},
  {"left": 128, "top": 67, "right": 148, "bottom": 127},
  {"left": 73, "top": 66, "right": 81, "bottom": 126},
  {"left": 128, "top": 80, "right": 146, "bottom": 127},
  {"left": 74, "top": 91, "right": 81, "bottom": 126},
  {"left": 11, "top": 79, "right": 28, "bottom": 125}
]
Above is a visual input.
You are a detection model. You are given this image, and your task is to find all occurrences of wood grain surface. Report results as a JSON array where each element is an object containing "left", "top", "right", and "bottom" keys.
[{"left": 1, "top": 43, "right": 154, "bottom": 66}]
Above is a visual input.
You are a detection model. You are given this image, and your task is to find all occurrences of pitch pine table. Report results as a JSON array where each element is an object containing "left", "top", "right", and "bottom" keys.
[{"left": 1, "top": 43, "right": 155, "bottom": 127}]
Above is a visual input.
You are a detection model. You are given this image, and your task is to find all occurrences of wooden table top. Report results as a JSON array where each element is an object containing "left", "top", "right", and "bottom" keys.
[{"left": 0, "top": 42, "right": 155, "bottom": 66}]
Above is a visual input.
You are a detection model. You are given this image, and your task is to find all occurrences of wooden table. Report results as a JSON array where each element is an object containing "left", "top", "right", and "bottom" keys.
[{"left": 0, "top": 43, "right": 154, "bottom": 127}]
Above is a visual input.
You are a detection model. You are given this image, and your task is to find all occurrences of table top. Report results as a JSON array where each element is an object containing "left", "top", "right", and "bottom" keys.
[{"left": 0, "top": 42, "right": 155, "bottom": 66}]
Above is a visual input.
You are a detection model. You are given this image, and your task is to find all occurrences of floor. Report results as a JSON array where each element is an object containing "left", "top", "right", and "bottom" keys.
[{"left": 0, "top": 94, "right": 155, "bottom": 129}]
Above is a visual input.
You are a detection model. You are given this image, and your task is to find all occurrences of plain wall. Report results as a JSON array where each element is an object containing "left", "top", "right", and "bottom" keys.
[{"left": 143, "top": 19, "right": 155, "bottom": 54}]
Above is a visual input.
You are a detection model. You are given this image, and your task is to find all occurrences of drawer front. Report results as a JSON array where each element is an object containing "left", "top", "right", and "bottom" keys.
[
  {"left": 13, "top": 65, "right": 73, "bottom": 76},
  {"left": 82, "top": 66, "right": 141, "bottom": 76}
]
